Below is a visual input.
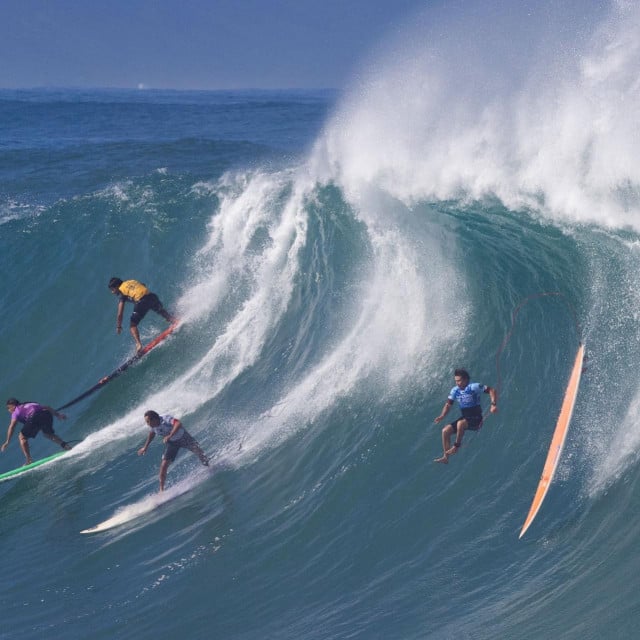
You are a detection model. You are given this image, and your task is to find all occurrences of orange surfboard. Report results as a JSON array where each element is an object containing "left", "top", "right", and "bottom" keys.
[{"left": 519, "top": 343, "right": 585, "bottom": 538}]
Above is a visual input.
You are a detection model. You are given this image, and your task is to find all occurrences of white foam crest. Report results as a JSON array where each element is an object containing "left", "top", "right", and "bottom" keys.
[
  {"left": 174, "top": 172, "right": 309, "bottom": 399},
  {"left": 0, "top": 199, "right": 47, "bottom": 225},
  {"left": 178, "top": 169, "right": 299, "bottom": 325},
  {"left": 579, "top": 231, "right": 640, "bottom": 496},
  {"left": 311, "top": 1, "right": 640, "bottom": 230},
  {"left": 588, "top": 391, "right": 640, "bottom": 497},
  {"left": 239, "top": 189, "right": 462, "bottom": 455},
  {"left": 96, "top": 182, "right": 132, "bottom": 204}
]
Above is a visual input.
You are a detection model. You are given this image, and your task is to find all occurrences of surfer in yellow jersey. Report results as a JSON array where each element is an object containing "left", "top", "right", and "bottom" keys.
[
  {"left": 138, "top": 410, "right": 209, "bottom": 491},
  {"left": 108, "top": 277, "right": 176, "bottom": 353},
  {"left": 2, "top": 398, "right": 70, "bottom": 465},
  {"left": 433, "top": 369, "right": 497, "bottom": 464}
]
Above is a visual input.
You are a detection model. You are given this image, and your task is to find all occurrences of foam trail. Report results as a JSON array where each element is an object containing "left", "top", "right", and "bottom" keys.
[
  {"left": 179, "top": 170, "right": 301, "bottom": 326},
  {"left": 80, "top": 474, "right": 199, "bottom": 535},
  {"left": 175, "top": 169, "right": 311, "bottom": 401},
  {"left": 238, "top": 187, "right": 463, "bottom": 454}
]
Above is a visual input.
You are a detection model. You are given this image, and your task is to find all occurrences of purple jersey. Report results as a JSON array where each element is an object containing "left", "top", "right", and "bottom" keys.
[{"left": 11, "top": 402, "right": 45, "bottom": 423}]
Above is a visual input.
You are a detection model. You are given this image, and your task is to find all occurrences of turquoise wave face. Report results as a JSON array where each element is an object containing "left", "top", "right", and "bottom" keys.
[{"left": 2, "top": 68, "right": 640, "bottom": 640}]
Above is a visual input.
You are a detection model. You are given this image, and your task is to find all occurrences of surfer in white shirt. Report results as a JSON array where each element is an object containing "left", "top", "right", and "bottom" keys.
[{"left": 138, "top": 410, "right": 209, "bottom": 491}]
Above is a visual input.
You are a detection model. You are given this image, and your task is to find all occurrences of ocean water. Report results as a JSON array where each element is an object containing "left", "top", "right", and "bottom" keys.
[{"left": 3, "top": 2, "right": 640, "bottom": 638}]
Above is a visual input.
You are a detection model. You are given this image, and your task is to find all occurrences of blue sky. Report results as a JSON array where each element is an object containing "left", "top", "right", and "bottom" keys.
[{"left": 0, "top": 0, "right": 428, "bottom": 90}]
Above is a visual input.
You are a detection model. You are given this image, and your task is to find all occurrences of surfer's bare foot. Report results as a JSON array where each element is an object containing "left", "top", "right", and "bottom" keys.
[
  {"left": 23, "top": 459, "right": 33, "bottom": 466},
  {"left": 434, "top": 454, "right": 449, "bottom": 464}
]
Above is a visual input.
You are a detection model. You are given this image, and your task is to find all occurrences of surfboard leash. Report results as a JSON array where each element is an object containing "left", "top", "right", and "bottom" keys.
[{"left": 491, "top": 291, "right": 583, "bottom": 420}]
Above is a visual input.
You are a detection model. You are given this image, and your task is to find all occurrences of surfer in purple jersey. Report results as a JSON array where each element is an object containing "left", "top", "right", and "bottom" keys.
[
  {"left": 138, "top": 410, "right": 209, "bottom": 491},
  {"left": 2, "top": 398, "right": 70, "bottom": 465},
  {"left": 433, "top": 369, "right": 497, "bottom": 464}
]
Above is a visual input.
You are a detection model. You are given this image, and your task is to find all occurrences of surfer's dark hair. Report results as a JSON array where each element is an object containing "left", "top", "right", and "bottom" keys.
[
  {"left": 144, "top": 410, "right": 161, "bottom": 421},
  {"left": 454, "top": 369, "right": 470, "bottom": 381},
  {"left": 6, "top": 397, "right": 20, "bottom": 406},
  {"left": 108, "top": 277, "right": 123, "bottom": 289}
]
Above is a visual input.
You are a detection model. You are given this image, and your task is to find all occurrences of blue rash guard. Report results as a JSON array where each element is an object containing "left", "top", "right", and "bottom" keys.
[{"left": 448, "top": 382, "right": 488, "bottom": 429}]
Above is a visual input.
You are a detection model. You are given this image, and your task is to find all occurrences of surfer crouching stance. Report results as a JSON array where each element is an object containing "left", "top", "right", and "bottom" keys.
[
  {"left": 2, "top": 398, "right": 70, "bottom": 465},
  {"left": 434, "top": 369, "right": 497, "bottom": 464},
  {"left": 108, "top": 277, "right": 176, "bottom": 354},
  {"left": 138, "top": 410, "right": 209, "bottom": 491}
]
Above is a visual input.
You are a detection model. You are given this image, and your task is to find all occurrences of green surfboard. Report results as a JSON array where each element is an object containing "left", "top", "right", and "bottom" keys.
[{"left": 0, "top": 450, "right": 70, "bottom": 483}]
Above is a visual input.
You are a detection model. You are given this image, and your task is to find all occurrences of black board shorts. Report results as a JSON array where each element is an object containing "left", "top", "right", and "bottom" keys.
[
  {"left": 21, "top": 410, "right": 54, "bottom": 439},
  {"left": 130, "top": 293, "right": 164, "bottom": 326},
  {"left": 450, "top": 406, "right": 484, "bottom": 432},
  {"left": 162, "top": 432, "right": 198, "bottom": 463}
]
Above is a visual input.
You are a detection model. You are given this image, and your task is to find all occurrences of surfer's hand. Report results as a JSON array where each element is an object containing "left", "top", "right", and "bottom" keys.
[
  {"left": 1, "top": 443, "right": 7, "bottom": 452},
  {"left": 490, "top": 404, "right": 498, "bottom": 414},
  {"left": 116, "top": 324, "right": 122, "bottom": 334},
  {"left": 137, "top": 447, "right": 147, "bottom": 456},
  {"left": 434, "top": 415, "right": 443, "bottom": 423}
]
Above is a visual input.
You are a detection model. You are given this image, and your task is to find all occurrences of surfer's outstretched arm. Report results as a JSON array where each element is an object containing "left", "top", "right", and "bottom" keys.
[
  {"left": 1, "top": 419, "right": 18, "bottom": 452},
  {"left": 434, "top": 400, "right": 451, "bottom": 424},
  {"left": 138, "top": 431, "right": 155, "bottom": 456},
  {"left": 115, "top": 299, "right": 125, "bottom": 334}
]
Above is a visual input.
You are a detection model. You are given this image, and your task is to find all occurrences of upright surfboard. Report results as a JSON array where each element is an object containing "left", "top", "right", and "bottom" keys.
[
  {"left": 519, "top": 343, "right": 585, "bottom": 538},
  {"left": 0, "top": 450, "right": 70, "bottom": 483},
  {"left": 56, "top": 321, "right": 180, "bottom": 411}
]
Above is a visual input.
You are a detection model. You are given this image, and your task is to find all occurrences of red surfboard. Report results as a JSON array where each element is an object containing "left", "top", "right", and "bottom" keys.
[
  {"left": 56, "top": 321, "right": 180, "bottom": 411},
  {"left": 138, "top": 321, "right": 179, "bottom": 356}
]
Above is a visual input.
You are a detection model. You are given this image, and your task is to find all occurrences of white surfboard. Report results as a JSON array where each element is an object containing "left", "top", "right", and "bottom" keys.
[
  {"left": 80, "top": 460, "right": 229, "bottom": 534},
  {"left": 80, "top": 480, "right": 193, "bottom": 534}
]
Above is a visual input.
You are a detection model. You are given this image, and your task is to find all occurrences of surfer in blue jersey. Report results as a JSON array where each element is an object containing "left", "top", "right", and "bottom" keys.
[
  {"left": 434, "top": 369, "right": 497, "bottom": 464},
  {"left": 138, "top": 410, "right": 209, "bottom": 491},
  {"left": 2, "top": 398, "right": 70, "bottom": 465}
]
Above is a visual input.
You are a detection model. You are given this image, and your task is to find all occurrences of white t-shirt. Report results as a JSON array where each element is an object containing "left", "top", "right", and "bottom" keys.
[{"left": 150, "top": 414, "right": 185, "bottom": 442}]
